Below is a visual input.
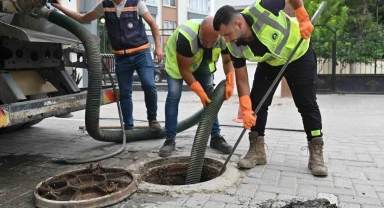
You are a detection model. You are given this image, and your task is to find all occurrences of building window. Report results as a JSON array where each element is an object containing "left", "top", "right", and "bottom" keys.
[
  {"left": 163, "top": 21, "right": 176, "bottom": 34},
  {"left": 143, "top": 0, "right": 157, "bottom": 6},
  {"left": 188, "top": 0, "right": 210, "bottom": 14},
  {"left": 163, "top": 0, "right": 176, "bottom": 7}
]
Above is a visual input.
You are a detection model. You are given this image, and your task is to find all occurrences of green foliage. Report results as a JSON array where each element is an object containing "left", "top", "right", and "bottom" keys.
[
  {"left": 304, "top": 0, "right": 384, "bottom": 72},
  {"left": 304, "top": 0, "right": 349, "bottom": 71}
]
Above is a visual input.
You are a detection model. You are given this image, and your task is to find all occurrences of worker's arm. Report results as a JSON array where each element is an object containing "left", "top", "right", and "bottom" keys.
[
  {"left": 177, "top": 53, "right": 195, "bottom": 86},
  {"left": 142, "top": 12, "right": 164, "bottom": 64},
  {"left": 235, "top": 65, "right": 250, "bottom": 98},
  {"left": 288, "top": 0, "right": 303, "bottom": 9},
  {"left": 177, "top": 53, "right": 211, "bottom": 107},
  {"left": 235, "top": 64, "right": 256, "bottom": 130},
  {"left": 222, "top": 53, "right": 235, "bottom": 76},
  {"left": 51, "top": 0, "right": 100, "bottom": 24},
  {"left": 221, "top": 53, "right": 235, "bottom": 100},
  {"left": 288, "top": 0, "right": 314, "bottom": 39}
]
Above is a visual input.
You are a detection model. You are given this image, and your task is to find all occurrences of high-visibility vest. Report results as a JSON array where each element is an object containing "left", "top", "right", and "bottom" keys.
[
  {"left": 165, "top": 19, "right": 226, "bottom": 79},
  {"left": 227, "top": 0, "right": 309, "bottom": 66}
]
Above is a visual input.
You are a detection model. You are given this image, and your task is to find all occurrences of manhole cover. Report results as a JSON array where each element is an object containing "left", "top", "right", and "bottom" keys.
[
  {"left": 136, "top": 156, "right": 239, "bottom": 194},
  {"left": 34, "top": 164, "right": 137, "bottom": 208}
]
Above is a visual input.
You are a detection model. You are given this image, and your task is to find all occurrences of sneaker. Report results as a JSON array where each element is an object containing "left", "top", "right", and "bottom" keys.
[
  {"left": 159, "top": 138, "right": 176, "bottom": 157},
  {"left": 149, "top": 120, "right": 161, "bottom": 132},
  {"left": 210, "top": 135, "right": 233, "bottom": 154}
]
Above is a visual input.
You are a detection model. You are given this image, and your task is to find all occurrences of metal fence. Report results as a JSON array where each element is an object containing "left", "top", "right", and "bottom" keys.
[
  {"left": 312, "top": 25, "right": 384, "bottom": 75},
  {"left": 101, "top": 54, "right": 115, "bottom": 85},
  {"left": 312, "top": 25, "right": 384, "bottom": 93}
]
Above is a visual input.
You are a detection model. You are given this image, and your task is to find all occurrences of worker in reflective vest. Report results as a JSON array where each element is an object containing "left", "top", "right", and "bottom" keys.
[
  {"left": 52, "top": 0, "right": 164, "bottom": 132},
  {"left": 158, "top": 16, "right": 235, "bottom": 157},
  {"left": 213, "top": 0, "right": 327, "bottom": 176}
]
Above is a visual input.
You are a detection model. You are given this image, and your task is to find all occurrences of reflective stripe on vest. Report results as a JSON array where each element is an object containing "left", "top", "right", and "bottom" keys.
[
  {"left": 113, "top": 43, "right": 150, "bottom": 55},
  {"left": 227, "top": 0, "right": 309, "bottom": 66},
  {"left": 178, "top": 24, "right": 199, "bottom": 54},
  {"left": 249, "top": 6, "right": 291, "bottom": 57},
  {"left": 104, "top": 6, "right": 137, "bottom": 12},
  {"left": 178, "top": 24, "right": 226, "bottom": 55},
  {"left": 165, "top": 19, "right": 226, "bottom": 79}
]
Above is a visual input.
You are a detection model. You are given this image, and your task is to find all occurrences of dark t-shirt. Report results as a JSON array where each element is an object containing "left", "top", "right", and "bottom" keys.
[
  {"left": 176, "top": 33, "right": 229, "bottom": 75},
  {"left": 230, "top": 0, "right": 286, "bottom": 69}
]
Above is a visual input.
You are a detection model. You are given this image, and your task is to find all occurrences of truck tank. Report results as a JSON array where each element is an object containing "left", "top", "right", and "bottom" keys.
[{"left": 0, "top": 2, "right": 115, "bottom": 133}]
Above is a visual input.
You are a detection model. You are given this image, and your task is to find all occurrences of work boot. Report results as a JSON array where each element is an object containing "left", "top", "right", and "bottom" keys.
[
  {"left": 308, "top": 137, "right": 328, "bottom": 176},
  {"left": 149, "top": 120, "right": 161, "bottom": 132},
  {"left": 159, "top": 137, "right": 176, "bottom": 157},
  {"left": 210, "top": 135, "right": 233, "bottom": 154},
  {"left": 237, "top": 132, "right": 267, "bottom": 169}
]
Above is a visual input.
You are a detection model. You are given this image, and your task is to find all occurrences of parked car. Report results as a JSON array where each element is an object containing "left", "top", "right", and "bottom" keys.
[{"left": 133, "top": 59, "right": 166, "bottom": 83}]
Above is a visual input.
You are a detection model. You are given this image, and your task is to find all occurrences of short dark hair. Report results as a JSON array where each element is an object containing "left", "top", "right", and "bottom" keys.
[{"left": 213, "top": 5, "right": 239, "bottom": 31}]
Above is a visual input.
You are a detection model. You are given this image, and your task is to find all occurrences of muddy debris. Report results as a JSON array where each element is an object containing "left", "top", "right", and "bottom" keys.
[{"left": 257, "top": 198, "right": 338, "bottom": 208}]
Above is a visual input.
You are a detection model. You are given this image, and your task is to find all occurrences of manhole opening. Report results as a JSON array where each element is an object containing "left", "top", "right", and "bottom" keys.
[
  {"left": 140, "top": 157, "right": 225, "bottom": 185},
  {"left": 34, "top": 164, "right": 137, "bottom": 208}
]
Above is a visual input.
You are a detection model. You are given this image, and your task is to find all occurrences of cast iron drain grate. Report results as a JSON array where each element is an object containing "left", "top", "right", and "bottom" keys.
[{"left": 34, "top": 164, "right": 137, "bottom": 208}]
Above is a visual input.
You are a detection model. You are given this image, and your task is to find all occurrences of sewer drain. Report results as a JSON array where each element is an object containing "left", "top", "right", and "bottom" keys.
[
  {"left": 136, "top": 156, "right": 239, "bottom": 194},
  {"left": 34, "top": 164, "right": 137, "bottom": 208}
]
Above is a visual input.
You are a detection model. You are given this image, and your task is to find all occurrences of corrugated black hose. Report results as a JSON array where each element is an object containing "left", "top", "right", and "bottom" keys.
[{"left": 185, "top": 80, "right": 226, "bottom": 184}]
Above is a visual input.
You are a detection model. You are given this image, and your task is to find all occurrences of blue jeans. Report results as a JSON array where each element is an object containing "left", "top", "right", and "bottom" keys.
[
  {"left": 115, "top": 49, "right": 158, "bottom": 130},
  {"left": 165, "top": 73, "right": 221, "bottom": 140}
]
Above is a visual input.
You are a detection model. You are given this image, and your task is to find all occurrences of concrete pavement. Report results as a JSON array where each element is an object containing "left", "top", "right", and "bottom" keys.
[{"left": 0, "top": 90, "right": 384, "bottom": 208}]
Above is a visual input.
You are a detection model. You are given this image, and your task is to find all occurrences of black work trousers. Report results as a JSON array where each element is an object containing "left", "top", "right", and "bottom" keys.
[{"left": 250, "top": 46, "right": 323, "bottom": 141}]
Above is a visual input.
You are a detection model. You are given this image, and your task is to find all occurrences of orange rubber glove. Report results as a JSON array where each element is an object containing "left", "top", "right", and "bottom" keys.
[
  {"left": 190, "top": 81, "right": 211, "bottom": 107},
  {"left": 225, "top": 71, "right": 235, "bottom": 100},
  {"left": 294, "top": 6, "right": 314, "bottom": 39},
  {"left": 239, "top": 95, "right": 257, "bottom": 130}
]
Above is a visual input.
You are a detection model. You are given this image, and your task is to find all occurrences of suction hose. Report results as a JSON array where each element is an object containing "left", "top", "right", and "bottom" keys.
[
  {"left": 185, "top": 80, "right": 226, "bottom": 184},
  {"left": 37, "top": 7, "right": 208, "bottom": 143},
  {"left": 51, "top": 58, "right": 128, "bottom": 164}
]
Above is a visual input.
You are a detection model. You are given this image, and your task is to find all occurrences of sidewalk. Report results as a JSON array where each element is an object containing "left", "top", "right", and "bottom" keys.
[{"left": 0, "top": 91, "right": 384, "bottom": 208}]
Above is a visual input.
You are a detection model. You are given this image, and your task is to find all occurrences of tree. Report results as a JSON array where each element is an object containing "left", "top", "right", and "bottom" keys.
[
  {"left": 305, "top": 0, "right": 384, "bottom": 73},
  {"left": 344, "top": 0, "right": 381, "bottom": 38},
  {"left": 304, "top": 0, "right": 349, "bottom": 73}
]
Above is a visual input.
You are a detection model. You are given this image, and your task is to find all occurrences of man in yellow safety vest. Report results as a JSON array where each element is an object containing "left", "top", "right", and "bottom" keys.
[
  {"left": 159, "top": 16, "right": 235, "bottom": 157},
  {"left": 213, "top": 0, "right": 327, "bottom": 176}
]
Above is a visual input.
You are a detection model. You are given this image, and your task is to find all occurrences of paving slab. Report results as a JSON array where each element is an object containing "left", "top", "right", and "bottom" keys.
[{"left": 1, "top": 91, "right": 384, "bottom": 207}]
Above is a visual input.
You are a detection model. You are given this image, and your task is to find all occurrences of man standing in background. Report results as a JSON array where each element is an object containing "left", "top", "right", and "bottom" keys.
[{"left": 52, "top": 0, "right": 164, "bottom": 132}]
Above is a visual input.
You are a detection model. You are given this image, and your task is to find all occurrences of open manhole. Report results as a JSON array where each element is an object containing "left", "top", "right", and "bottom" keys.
[
  {"left": 34, "top": 164, "right": 137, "bottom": 208},
  {"left": 136, "top": 156, "right": 239, "bottom": 194}
]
